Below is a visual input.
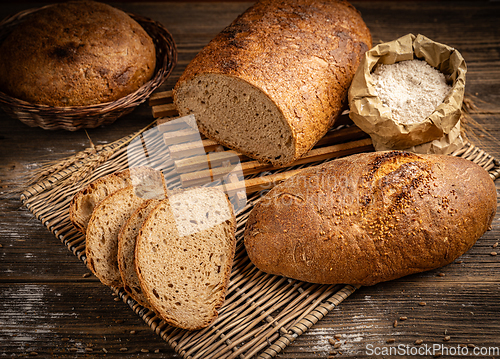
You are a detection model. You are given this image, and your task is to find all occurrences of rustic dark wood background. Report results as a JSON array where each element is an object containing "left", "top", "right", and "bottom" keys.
[{"left": 1, "top": 2, "right": 499, "bottom": 358}]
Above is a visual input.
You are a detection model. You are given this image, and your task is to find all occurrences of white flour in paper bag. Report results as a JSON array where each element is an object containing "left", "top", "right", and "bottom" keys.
[{"left": 372, "top": 59, "right": 452, "bottom": 125}]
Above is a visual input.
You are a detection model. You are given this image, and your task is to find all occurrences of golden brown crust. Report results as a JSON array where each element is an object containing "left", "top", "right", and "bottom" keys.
[
  {"left": 0, "top": 0, "right": 156, "bottom": 107},
  {"left": 244, "top": 151, "right": 497, "bottom": 285},
  {"left": 174, "top": 0, "right": 372, "bottom": 166}
]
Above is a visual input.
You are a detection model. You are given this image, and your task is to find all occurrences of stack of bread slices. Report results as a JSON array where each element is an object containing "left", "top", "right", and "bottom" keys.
[{"left": 69, "top": 166, "right": 236, "bottom": 330}]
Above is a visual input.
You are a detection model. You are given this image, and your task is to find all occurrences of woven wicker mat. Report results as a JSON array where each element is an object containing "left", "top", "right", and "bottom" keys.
[{"left": 20, "top": 117, "right": 500, "bottom": 359}]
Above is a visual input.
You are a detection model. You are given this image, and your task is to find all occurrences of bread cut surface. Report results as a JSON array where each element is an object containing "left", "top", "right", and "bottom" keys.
[
  {"left": 0, "top": 0, "right": 156, "bottom": 107},
  {"left": 135, "top": 187, "right": 236, "bottom": 330},
  {"left": 174, "top": 0, "right": 372, "bottom": 166},
  {"left": 69, "top": 169, "right": 132, "bottom": 234},
  {"left": 84, "top": 168, "right": 166, "bottom": 287},
  {"left": 86, "top": 186, "right": 147, "bottom": 287},
  {"left": 69, "top": 167, "right": 165, "bottom": 233},
  {"left": 244, "top": 151, "right": 497, "bottom": 286},
  {"left": 118, "top": 199, "right": 160, "bottom": 308}
]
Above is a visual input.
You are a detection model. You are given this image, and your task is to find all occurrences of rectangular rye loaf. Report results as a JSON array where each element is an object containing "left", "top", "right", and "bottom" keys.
[{"left": 173, "top": 0, "right": 372, "bottom": 167}]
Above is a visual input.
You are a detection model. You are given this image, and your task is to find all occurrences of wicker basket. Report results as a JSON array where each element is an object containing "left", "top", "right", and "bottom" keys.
[{"left": 0, "top": 5, "right": 177, "bottom": 131}]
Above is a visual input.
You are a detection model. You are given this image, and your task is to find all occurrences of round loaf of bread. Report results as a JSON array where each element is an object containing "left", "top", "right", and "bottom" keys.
[{"left": 0, "top": 0, "right": 156, "bottom": 107}]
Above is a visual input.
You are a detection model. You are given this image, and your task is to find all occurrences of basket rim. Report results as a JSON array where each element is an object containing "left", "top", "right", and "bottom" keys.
[{"left": 0, "top": 4, "right": 177, "bottom": 116}]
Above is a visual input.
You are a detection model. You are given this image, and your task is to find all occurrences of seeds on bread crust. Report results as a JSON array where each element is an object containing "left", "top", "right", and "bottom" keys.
[{"left": 244, "top": 151, "right": 497, "bottom": 285}]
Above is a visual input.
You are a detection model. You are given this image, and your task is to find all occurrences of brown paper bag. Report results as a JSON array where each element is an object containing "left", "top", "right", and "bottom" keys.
[
  {"left": 348, "top": 33, "right": 466, "bottom": 154},
  {"left": 406, "top": 119, "right": 464, "bottom": 154}
]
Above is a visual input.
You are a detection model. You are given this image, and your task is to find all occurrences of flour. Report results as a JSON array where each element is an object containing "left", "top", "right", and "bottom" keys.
[{"left": 372, "top": 59, "right": 452, "bottom": 125}]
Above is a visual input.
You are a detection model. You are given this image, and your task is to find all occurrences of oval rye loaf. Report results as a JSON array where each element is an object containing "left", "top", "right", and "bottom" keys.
[
  {"left": 244, "top": 151, "right": 497, "bottom": 286},
  {"left": 173, "top": 0, "right": 372, "bottom": 167}
]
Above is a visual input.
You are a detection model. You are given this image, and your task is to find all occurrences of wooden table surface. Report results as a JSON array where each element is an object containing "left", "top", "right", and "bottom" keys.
[{"left": 1, "top": 1, "right": 499, "bottom": 358}]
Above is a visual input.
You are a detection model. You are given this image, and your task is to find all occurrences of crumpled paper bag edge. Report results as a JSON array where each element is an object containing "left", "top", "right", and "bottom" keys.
[{"left": 348, "top": 33, "right": 467, "bottom": 153}]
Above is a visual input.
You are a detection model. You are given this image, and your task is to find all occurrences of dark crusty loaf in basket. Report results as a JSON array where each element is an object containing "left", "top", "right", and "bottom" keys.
[
  {"left": 0, "top": 0, "right": 156, "bottom": 107},
  {"left": 244, "top": 151, "right": 498, "bottom": 286},
  {"left": 135, "top": 187, "right": 236, "bottom": 330},
  {"left": 173, "top": 0, "right": 372, "bottom": 167}
]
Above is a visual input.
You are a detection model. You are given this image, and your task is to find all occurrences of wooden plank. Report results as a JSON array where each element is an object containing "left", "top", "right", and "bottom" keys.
[
  {"left": 167, "top": 124, "right": 368, "bottom": 163},
  {"left": 168, "top": 138, "right": 221, "bottom": 159},
  {"left": 0, "top": 283, "right": 175, "bottom": 358},
  {"left": 315, "top": 125, "right": 368, "bottom": 147},
  {"left": 152, "top": 103, "right": 178, "bottom": 119},
  {"left": 156, "top": 116, "right": 191, "bottom": 133},
  {"left": 288, "top": 280, "right": 500, "bottom": 358},
  {"left": 174, "top": 149, "right": 247, "bottom": 173},
  {"left": 180, "top": 138, "right": 374, "bottom": 187},
  {"left": 163, "top": 128, "right": 202, "bottom": 146},
  {"left": 149, "top": 90, "right": 173, "bottom": 106},
  {"left": 218, "top": 168, "right": 305, "bottom": 195}
]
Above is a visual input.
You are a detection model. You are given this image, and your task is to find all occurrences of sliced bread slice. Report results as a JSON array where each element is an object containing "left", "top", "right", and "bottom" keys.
[
  {"left": 85, "top": 168, "right": 166, "bottom": 288},
  {"left": 118, "top": 199, "right": 161, "bottom": 308},
  {"left": 69, "top": 169, "right": 132, "bottom": 234},
  {"left": 69, "top": 166, "right": 164, "bottom": 233},
  {"left": 135, "top": 187, "right": 236, "bottom": 330},
  {"left": 86, "top": 186, "right": 148, "bottom": 287}
]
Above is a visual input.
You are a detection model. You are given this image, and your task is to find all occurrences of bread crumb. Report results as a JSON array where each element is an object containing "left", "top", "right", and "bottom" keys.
[{"left": 372, "top": 59, "right": 451, "bottom": 124}]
